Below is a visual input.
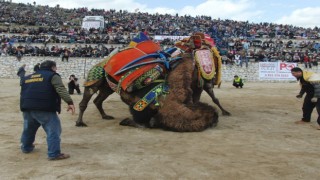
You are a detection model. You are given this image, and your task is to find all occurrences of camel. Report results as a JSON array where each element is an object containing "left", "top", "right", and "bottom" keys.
[
  {"left": 76, "top": 33, "right": 228, "bottom": 131},
  {"left": 76, "top": 38, "right": 218, "bottom": 132},
  {"left": 175, "top": 32, "right": 231, "bottom": 116}
]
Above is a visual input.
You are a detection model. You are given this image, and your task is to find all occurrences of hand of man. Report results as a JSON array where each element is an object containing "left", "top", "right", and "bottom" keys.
[
  {"left": 67, "top": 104, "right": 75, "bottom": 115},
  {"left": 296, "top": 94, "right": 303, "bottom": 98},
  {"left": 311, "top": 97, "right": 318, "bottom": 103}
]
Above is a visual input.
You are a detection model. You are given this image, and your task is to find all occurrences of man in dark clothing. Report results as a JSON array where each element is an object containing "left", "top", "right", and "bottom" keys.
[
  {"left": 20, "top": 60, "right": 75, "bottom": 160},
  {"left": 17, "top": 64, "right": 26, "bottom": 85},
  {"left": 33, "top": 63, "right": 40, "bottom": 72},
  {"left": 68, "top": 74, "right": 81, "bottom": 95},
  {"left": 291, "top": 67, "right": 320, "bottom": 130},
  {"left": 295, "top": 75, "right": 316, "bottom": 124},
  {"left": 61, "top": 48, "right": 70, "bottom": 62}
]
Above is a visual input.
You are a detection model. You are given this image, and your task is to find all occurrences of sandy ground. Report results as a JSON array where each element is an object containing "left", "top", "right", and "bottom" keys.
[{"left": 0, "top": 78, "right": 320, "bottom": 180}]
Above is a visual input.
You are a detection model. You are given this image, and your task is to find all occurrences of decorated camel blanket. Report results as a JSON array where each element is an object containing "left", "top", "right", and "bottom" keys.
[
  {"left": 174, "top": 32, "right": 222, "bottom": 85},
  {"left": 194, "top": 49, "right": 215, "bottom": 80}
]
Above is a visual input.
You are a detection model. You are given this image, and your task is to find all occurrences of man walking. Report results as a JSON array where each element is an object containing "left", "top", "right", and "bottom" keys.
[{"left": 20, "top": 60, "right": 75, "bottom": 160}]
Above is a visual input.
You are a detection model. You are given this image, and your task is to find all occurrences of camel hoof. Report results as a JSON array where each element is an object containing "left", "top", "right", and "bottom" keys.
[
  {"left": 75, "top": 122, "right": 88, "bottom": 127},
  {"left": 119, "top": 118, "right": 146, "bottom": 128},
  {"left": 119, "top": 118, "right": 135, "bottom": 126},
  {"left": 149, "top": 117, "right": 159, "bottom": 128},
  {"left": 222, "top": 111, "right": 231, "bottom": 116},
  {"left": 102, "top": 115, "right": 114, "bottom": 120},
  {"left": 212, "top": 122, "right": 218, "bottom": 128}
]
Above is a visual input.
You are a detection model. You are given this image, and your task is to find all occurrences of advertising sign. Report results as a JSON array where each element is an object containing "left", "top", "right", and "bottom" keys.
[{"left": 259, "top": 62, "right": 297, "bottom": 80}]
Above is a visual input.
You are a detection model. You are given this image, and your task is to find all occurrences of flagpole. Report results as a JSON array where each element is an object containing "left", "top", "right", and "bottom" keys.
[{"left": 83, "top": 57, "right": 87, "bottom": 79}]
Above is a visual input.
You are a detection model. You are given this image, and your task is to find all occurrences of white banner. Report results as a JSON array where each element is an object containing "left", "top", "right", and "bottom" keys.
[
  {"left": 259, "top": 62, "right": 297, "bottom": 80},
  {"left": 154, "top": 35, "right": 189, "bottom": 41},
  {"left": 82, "top": 21, "right": 101, "bottom": 30}
]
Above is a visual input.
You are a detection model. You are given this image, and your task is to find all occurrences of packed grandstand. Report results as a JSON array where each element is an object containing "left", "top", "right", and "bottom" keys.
[{"left": 0, "top": 1, "right": 320, "bottom": 66}]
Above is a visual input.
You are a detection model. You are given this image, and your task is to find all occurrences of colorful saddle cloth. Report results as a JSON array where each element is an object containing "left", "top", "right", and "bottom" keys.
[
  {"left": 103, "top": 32, "right": 182, "bottom": 111},
  {"left": 104, "top": 40, "right": 162, "bottom": 92},
  {"left": 84, "top": 48, "right": 119, "bottom": 87},
  {"left": 84, "top": 60, "right": 108, "bottom": 87},
  {"left": 194, "top": 49, "right": 215, "bottom": 80}
]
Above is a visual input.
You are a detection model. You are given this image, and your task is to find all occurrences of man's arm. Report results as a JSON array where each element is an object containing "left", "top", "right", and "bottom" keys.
[
  {"left": 297, "top": 85, "right": 306, "bottom": 98},
  {"left": 51, "top": 75, "right": 73, "bottom": 104},
  {"left": 51, "top": 74, "right": 75, "bottom": 114}
]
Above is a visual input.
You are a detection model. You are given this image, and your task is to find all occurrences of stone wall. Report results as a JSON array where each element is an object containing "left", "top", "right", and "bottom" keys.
[
  {"left": 1, "top": 56, "right": 319, "bottom": 82},
  {"left": 0, "top": 56, "right": 102, "bottom": 79}
]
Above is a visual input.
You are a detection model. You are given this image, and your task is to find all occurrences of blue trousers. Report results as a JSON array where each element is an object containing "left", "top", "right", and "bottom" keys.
[{"left": 21, "top": 111, "right": 62, "bottom": 158}]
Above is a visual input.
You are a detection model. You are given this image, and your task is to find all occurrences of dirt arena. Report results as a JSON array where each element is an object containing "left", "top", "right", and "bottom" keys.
[{"left": 0, "top": 78, "right": 319, "bottom": 179}]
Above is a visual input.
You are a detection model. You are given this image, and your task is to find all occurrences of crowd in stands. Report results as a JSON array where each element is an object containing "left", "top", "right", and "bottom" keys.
[
  {"left": 0, "top": 40, "right": 122, "bottom": 59},
  {"left": 1, "top": 1, "right": 320, "bottom": 65}
]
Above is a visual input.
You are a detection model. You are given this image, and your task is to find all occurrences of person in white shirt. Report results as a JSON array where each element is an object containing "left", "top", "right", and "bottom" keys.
[{"left": 234, "top": 52, "right": 241, "bottom": 66}]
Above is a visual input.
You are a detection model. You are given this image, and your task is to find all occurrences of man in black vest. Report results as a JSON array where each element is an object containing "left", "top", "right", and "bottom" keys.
[{"left": 20, "top": 60, "right": 75, "bottom": 160}]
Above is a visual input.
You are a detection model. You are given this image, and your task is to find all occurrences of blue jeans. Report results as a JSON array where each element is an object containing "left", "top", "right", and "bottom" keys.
[{"left": 21, "top": 111, "right": 62, "bottom": 158}]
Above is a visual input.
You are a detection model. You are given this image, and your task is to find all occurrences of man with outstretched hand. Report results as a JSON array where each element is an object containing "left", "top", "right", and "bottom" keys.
[{"left": 20, "top": 60, "right": 75, "bottom": 160}]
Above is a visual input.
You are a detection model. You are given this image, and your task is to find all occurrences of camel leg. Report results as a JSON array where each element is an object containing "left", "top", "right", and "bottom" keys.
[
  {"left": 119, "top": 106, "right": 157, "bottom": 128},
  {"left": 119, "top": 118, "right": 146, "bottom": 128},
  {"left": 217, "top": 81, "right": 222, "bottom": 89},
  {"left": 192, "top": 86, "right": 203, "bottom": 104},
  {"left": 204, "top": 82, "right": 231, "bottom": 116},
  {"left": 76, "top": 86, "right": 99, "bottom": 127},
  {"left": 93, "top": 85, "right": 114, "bottom": 120}
]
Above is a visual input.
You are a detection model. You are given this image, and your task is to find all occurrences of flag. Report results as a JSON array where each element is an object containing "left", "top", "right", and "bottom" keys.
[{"left": 129, "top": 32, "right": 150, "bottom": 47}]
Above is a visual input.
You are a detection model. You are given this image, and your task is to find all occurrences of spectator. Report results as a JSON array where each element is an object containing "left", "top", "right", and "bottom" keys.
[
  {"left": 61, "top": 47, "right": 70, "bottom": 62},
  {"left": 0, "top": 2, "right": 320, "bottom": 66},
  {"left": 233, "top": 52, "right": 241, "bottom": 66},
  {"left": 303, "top": 54, "right": 312, "bottom": 68},
  {"left": 16, "top": 48, "right": 23, "bottom": 61},
  {"left": 293, "top": 53, "right": 300, "bottom": 63}
]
